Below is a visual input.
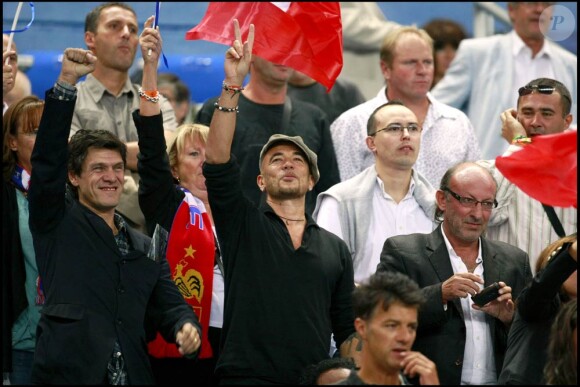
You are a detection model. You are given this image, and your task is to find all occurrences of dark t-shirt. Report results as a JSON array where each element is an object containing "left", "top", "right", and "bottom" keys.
[
  {"left": 196, "top": 94, "right": 340, "bottom": 215},
  {"left": 287, "top": 78, "right": 366, "bottom": 124}
]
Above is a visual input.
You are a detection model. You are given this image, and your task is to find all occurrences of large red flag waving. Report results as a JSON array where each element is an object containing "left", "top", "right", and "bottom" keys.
[
  {"left": 495, "top": 130, "right": 577, "bottom": 208},
  {"left": 185, "top": 2, "right": 342, "bottom": 91}
]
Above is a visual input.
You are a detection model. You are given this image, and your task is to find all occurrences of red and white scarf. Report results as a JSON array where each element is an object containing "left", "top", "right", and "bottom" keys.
[{"left": 148, "top": 189, "right": 215, "bottom": 359}]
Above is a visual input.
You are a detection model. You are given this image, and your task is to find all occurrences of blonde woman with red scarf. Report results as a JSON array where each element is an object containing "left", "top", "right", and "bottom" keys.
[{"left": 135, "top": 16, "right": 223, "bottom": 386}]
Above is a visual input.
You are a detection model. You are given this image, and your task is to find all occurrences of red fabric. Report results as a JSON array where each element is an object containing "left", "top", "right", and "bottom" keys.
[
  {"left": 147, "top": 194, "right": 215, "bottom": 359},
  {"left": 185, "top": 2, "right": 342, "bottom": 91},
  {"left": 495, "top": 130, "right": 577, "bottom": 208}
]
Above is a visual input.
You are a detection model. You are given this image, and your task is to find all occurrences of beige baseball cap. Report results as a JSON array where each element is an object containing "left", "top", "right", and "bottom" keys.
[{"left": 259, "top": 134, "right": 320, "bottom": 184}]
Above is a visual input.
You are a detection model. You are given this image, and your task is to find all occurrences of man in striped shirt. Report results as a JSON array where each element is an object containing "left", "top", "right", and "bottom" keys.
[{"left": 479, "top": 78, "right": 576, "bottom": 274}]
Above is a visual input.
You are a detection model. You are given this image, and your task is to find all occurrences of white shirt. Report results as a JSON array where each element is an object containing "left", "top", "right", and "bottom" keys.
[
  {"left": 441, "top": 227, "right": 497, "bottom": 385},
  {"left": 330, "top": 87, "right": 481, "bottom": 187},
  {"left": 316, "top": 176, "right": 434, "bottom": 283},
  {"left": 511, "top": 30, "right": 555, "bottom": 111}
]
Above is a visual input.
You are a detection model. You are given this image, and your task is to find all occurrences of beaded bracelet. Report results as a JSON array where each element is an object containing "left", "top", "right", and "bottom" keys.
[
  {"left": 511, "top": 134, "right": 532, "bottom": 146},
  {"left": 214, "top": 99, "right": 239, "bottom": 114},
  {"left": 138, "top": 87, "right": 160, "bottom": 103},
  {"left": 222, "top": 81, "right": 244, "bottom": 99}
]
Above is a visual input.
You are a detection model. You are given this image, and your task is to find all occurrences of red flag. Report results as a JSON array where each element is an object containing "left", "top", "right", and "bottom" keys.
[
  {"left": 148, "top": 192, "right": 215, "bottom": 359},
  {"left": 495, "top": 130, "right": 577, "bottom": 208},
  {"left": 185, "top": 2, "right": 342, "bottom": 91}
]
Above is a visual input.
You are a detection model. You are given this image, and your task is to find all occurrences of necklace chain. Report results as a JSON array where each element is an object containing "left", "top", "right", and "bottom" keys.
[{"left": 278, "top": 215, "right": 306, "bottom": 225}]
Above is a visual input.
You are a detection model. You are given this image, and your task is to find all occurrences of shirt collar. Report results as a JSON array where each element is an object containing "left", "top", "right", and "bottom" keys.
[
  {"left": 440, "top": 224, "right": 483, "bottom": 261},
  {"left": 511, "top": 29, "right": 551, "bottom": 58},
  {"left": 375, "top": 171, "right": 415, "bottom": 201},
  {"left": 85, "top": 73, "right": 135, "bottom": 103},
  {"left": 114, "top": 212, "right": 129, "bottom": 234}
]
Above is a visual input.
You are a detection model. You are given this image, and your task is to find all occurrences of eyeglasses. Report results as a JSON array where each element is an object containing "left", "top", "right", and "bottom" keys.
[
  {"left": 443, "top": 188, "right": 498, "bottom": 210},
  {"left": 371, "top": 123, "right": 422, "bottom": 136}
]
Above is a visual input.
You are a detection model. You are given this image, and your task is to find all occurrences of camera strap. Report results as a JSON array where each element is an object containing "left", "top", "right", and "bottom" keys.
[{"left": 542, "top": 204, "right": 566, "bottom": 238}]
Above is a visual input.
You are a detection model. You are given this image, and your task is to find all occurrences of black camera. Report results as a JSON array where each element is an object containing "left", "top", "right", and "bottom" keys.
[{"left": 471, "top": 282, "right": 501, "bottom": 307}]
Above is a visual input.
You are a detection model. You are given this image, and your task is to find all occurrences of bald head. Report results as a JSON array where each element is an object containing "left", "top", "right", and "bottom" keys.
[{"left": 452, "top": 163, "right": 496, "bottom": 190}]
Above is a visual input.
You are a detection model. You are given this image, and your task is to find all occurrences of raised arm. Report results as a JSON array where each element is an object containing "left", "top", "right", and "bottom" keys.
[
  {"left": 134, "top": 16, "right": 182, "bottom": 234},
  {"left": 205, "top": 19, "right": 254, "bottom": 165},
  {"left": 139, "top": 15, "right": 161, "bottom": 118},
  {"left": 29, "top": 48, "right": 96, "bottom": 233}
]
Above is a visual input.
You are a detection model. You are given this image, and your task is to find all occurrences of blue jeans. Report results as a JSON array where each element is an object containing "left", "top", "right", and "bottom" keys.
[{"left": 8, "top": 350, "right": 34, "bottom": 385}]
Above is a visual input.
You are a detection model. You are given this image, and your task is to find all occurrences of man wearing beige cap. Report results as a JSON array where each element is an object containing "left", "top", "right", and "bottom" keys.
[{"left": 202, "top": 21, "right": 356, "bottom": 385}]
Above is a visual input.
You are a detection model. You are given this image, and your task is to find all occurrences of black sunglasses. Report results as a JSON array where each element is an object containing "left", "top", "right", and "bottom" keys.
[{"left": 518, "top": 84, "right": 556, "bottom": 97}]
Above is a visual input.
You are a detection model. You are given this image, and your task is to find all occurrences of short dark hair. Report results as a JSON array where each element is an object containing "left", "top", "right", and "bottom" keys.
[
  {"left": 298, "top": 357, "right": 356, "bottom": 385},
  {"left": 422, "top": 19, "right": 467, "bottom": 51},
  {"left": 85, "top": 2, "right": 136, "bottom": 33},
  {"left": 517, "top": 78, "right": 572, "bottom": 117},
  {"left": 67, "top": 129, "right": 127, "bottom": 196},
  {"left": 159, "top": 73, "right": 191, "bottom": 104},
  {"left": 367, "top": 100, "right": 406, "bottom": 136},
  {"left": 352, "top": 272, "right": 425, "bottom": 321}
]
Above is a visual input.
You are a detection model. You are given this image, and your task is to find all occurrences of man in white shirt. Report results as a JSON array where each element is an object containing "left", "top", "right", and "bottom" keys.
[
  {"left": 331, "top": 26, "right": 481, "bottom": 188},
  {"left": 432, "top": 2, "right": 577, "bottom": 159},
  {"left": 314, "top": 101, "right": 436, "bottom": 285}
]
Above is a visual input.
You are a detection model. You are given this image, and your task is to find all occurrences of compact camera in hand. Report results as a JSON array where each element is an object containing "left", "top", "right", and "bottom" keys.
[{"left": 471, "top": 282, "right": 501, "bottom": 307}]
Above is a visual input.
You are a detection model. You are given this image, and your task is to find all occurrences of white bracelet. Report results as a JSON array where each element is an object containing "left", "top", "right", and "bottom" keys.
[{"left": 138, "top": 87, "right": 160, "bottom": 103}]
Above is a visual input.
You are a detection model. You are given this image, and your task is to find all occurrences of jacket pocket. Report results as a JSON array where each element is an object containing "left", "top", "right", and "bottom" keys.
[{"left": 41, "top": 303, "right": 85, "bottom": 321}]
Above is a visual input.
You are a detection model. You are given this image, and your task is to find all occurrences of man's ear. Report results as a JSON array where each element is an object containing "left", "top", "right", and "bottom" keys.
[
  {"left": 68, "top": 171, "right": 79, "bottom": 187},
  {"left": 354, "top": 317, "right": 366, "bottom": 340},
  {"left": 564, "top": 113, "right": 573, "bottom": 129},
  {"left": 85, "top": 31, "right": 95, "bottom": 51},
  {"left": 308, "top": 176, "right": 315, "bottom": 191},
  {"left": 436, "top": 189, "right": 447, "bottom": 213},
  {"left": 257, "top": 174, "right": 265, "bottom": 192},
  {"left": 366, "top": 136, "right": 376, "bottom": 154},
  {"left": 380, "top": 59, "right": 391, "bottom": 81}
]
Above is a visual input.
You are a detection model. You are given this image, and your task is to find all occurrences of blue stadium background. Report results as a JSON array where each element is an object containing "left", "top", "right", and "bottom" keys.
[{"left": 3, "top": 2, "right": 577, "bottom": 104}]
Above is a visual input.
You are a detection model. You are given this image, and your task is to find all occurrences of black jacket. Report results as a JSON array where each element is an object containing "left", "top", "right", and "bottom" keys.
[
  {"left": 377, "top": 225, "right": 532, "bottom": 385},
  {"left": 28, "top": 90, "right": 199, "bottom": 385}
]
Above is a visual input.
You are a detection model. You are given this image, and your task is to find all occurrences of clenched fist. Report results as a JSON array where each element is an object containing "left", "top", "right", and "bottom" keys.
[{"left": 58, "top": 48, "right": 97, "bottom": 86}]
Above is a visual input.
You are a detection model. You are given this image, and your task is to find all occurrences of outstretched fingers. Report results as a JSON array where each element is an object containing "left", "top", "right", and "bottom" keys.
[{"left": 244, "top": 24, "right": 255, "bottom": 59}]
